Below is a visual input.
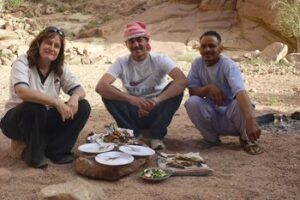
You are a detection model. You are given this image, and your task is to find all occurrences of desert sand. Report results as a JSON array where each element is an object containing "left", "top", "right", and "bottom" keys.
[{"left": 0, "top": 0, "right": 300, "bottom": 199}]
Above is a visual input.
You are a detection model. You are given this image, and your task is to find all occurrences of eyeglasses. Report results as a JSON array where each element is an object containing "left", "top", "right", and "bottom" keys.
[{"left": 44, "top": 26, "right": 65, "bottom": 38}]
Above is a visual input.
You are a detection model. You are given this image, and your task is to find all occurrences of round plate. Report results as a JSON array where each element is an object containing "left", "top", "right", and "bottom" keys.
[
  {"left": 95, "top": 151, "right": 134, "bottom": 166},
  {"left": 119, "top": 145, "right": 155, "bottom": 156},
  {"left": 139, "top": 167, "right": 172, "bottom": 182},
  {"left": 78, "top": 143, "right": 114, "bottom": 154}
]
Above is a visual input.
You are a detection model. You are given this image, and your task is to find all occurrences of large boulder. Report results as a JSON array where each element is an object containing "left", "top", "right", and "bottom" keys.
[
  {"left": 237, "top": 0, "right": 297, "bottom": 51},
  {"left": 260, "top": 42, "right": 288, "bottom": 63}
]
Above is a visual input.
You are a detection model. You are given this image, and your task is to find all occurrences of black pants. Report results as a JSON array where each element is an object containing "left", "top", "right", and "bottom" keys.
[{"left": 0, "top": 99, "right": 91, "bottom": 166}]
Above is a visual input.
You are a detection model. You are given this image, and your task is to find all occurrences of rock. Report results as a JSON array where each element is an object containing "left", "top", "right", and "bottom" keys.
[
  {"left": 0, "top": 168, "right": 12, "bottom": 183},
  {"left": 1, "top": 57, "right": 12, "bottom": 66},
  {"left": 0, "top": 29, "right": 19, "bottom": 40},
  {"left": 38, "top": 178, "right": 106, "bottom": 200},
  {"left": 243, "top": 50, "right": 260, "bottom": 59},
  {"left": 81, "top": 54, "right": 92, "bottom": 65},
  {"left": 286, "top": 53, "right": 300, "bottom": 65},
  {"left": 8, "top": 45, "right": 18, "bottom": 53},
  {"left": 231, "top": 55, "right": 243, "bottom": 62},
  {"left": 199, "top": 0, "right": 236, "bottom": 11},
  {"left": 186, "top": 38, "right": 199, "bottom": 50},
  {"left": 78, "top": 28, "right": 105, "bottom": 39},
  {"left": 74, "top": 155, "right": 147, "bottom": 181},
  {"left": 45, "top": 6, "right": 55, "bottom": 15},
  {"left": 237, "top": 0, "right": 297, "bottom": 51},
  {"left": 260, "top": 42, "right": 288, "bottom": 63}
]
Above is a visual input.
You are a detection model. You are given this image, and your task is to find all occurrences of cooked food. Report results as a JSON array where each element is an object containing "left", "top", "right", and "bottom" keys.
[
  {"left": 142, "top": 168, "right": 169, "bottom": 179},
  {"left": 165, "top": 152, "right": 205, "bottom": 169},
  {"left": 102, "top": 124, "right": 138, "bottom": 144}
]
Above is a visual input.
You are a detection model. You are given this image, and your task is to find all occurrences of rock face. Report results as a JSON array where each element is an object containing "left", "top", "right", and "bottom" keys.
[
  {"left": 236, "top": 0, "right": 296, "bottom": 51},
  {"left": 39, "top": 178, "right": 106, "bottom": 200}
]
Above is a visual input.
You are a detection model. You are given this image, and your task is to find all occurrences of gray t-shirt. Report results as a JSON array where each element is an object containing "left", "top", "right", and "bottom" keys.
[
  {"left": 107, "top": 52, "right": 176, "bottom": 98},
  {"left": 187, "top": 55, "right": 245, "bottom": 107},
  {"left": 1, "top": 55, "right": 80, "bottom": 118}
]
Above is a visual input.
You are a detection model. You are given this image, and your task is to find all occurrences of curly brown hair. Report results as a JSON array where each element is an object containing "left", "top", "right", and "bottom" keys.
[{"left": 27, "top": 27, "right": 65, "bottom": 76}]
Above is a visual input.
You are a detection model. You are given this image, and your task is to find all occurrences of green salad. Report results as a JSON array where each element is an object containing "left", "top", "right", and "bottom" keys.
[{"left": 142, "top": 168, "right": 169, "bottom": 179}]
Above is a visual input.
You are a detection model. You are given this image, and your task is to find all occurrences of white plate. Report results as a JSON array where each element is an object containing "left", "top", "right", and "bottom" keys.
[
  {"left": 78, "top": 143, "right": 114, "bottom": 154},
  {"left": 119, "top": 145, "right": 155, "bottom": 157},
  {"left": 95, "top": 151, "right": 134, "bottom": 166}
]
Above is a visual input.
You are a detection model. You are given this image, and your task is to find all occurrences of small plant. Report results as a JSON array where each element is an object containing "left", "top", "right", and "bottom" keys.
[
  {"left": 5, "top": 0, "right": 23, "bottom": 8},
  {"left": 268, "top": 95, "right": 279, "bottom": 106},
  {"left": 241, "top": 57, "right": 266, "bottom": 66},
  {"left": 273, "top": 0, "right": 300, "bottom": 52}
]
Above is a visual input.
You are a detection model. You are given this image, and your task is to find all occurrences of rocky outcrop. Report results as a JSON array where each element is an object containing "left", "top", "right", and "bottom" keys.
[{"left": 236, "top": 0, "right": 296, "bottom": 51}]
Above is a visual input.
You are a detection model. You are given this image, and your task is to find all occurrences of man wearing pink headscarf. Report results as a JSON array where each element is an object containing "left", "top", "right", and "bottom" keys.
[{"left": 96, "top": 21, "right": 187, "bottom": 150}]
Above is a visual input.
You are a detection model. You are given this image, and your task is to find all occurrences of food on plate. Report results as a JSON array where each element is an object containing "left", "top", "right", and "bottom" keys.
[
  {"left": 165, "top": 152, "right": 205, "bottom": 169},
  {"left": 87, "top": 124, "right": 139, "bottom": 145}
]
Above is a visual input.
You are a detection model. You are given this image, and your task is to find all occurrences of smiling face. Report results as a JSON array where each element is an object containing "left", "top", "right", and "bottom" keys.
[
  {"left": 199, "top": 35, "right": 222, "bottom": 66},
  {"left": 125, "top": 36, "right": 149, "bottom": 61},
  {"left": 38, "top": 34, "right": 62, "bottom": 63}
]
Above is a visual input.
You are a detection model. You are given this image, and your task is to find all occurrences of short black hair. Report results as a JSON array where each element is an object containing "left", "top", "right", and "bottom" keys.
[{"left": 200, "top": 30, "right": 222, "bottom": 43}]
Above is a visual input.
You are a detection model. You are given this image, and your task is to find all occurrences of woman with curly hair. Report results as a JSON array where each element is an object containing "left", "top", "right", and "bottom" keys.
[{"left": 0, "top": 26, "right": 91, "bottom": 168}]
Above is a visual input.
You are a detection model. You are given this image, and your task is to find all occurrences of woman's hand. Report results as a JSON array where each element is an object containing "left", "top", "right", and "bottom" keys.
[
  {"left": 55, "top": 99, "right": 73, "bottom": 122},
  {"left": 67, "top": 94, "right": 79, "bottom": 117}
]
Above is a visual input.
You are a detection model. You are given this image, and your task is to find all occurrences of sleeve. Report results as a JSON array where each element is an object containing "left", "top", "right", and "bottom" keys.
[
  {"left": 224, "top": 60, "right": 245, "bottom": 95},
  {"left": 157, "top": 54, "right": 176, "bottom": 74},
  {"left": 11, "top": 56, "right": 30, "bottom": 87},
  {"left": 60, "top": 65, "right": 81, "bottom": 94},
  {"left": 187, "top": 59, "right": 202, "bottom": 88},
  {"left": 106, "top": 59, "right": 123, "bottom": 79}
]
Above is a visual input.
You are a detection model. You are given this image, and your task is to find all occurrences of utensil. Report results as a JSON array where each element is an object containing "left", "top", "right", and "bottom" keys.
[
  {"left": 119, "top": 145, "right": 155, "bottom": 156},
  {"left": 95, "top": 151, "right": 134, "bottom": 166},
  {"left": 98, "top": 155, "right": 120, "bottom": 161}
]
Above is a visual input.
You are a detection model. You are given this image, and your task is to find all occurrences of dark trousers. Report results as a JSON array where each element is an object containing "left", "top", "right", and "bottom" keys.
[
  {"left": 0, "top": 99, "right": 91, "bottom": 166},
  {"left": 102, "top": 90, "right": 183, "bottom": 140}
]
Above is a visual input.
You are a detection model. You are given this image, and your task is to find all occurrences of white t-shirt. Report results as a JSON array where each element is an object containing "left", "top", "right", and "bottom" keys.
[
  {"left": 1, "top": 55, "right": 80, "bottom": 118},
  {"left": 107, "top": 52, "right": 176, "bottom": 98}
]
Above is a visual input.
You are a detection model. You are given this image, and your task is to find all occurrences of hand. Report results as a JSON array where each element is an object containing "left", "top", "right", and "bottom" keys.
[
  {"left": 55, "top": 99, "right": 73, "bottom": 122},
  {"left": 67, "top": 94, "right": 79, "bottom": 118},
  {"left": 138, "top": 108, "right": 149, "bottom": 118},
  {"left": 207, "top": 84, "right": 226, "bottom": 106},
  {"left": 245, "top": 118, "right": 261, "bottom": 142},
  {"left": 127, "top": 96, "right": 153, "bottom": 112}
]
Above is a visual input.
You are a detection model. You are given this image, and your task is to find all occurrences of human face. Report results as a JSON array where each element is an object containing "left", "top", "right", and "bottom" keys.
[
  {"left": 125, "top": 36, "right": 148, "bottom": 61},
  {"left": 199, "top": 35, "right": 222, "bottom": 66},
  {"left": 38, "top": 35, "right": 61, "bottom": 63}
]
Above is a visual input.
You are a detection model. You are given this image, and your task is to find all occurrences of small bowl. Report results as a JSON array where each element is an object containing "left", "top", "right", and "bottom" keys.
[{"left": 139, "top": 167, "right": 172, "bottom": 182}]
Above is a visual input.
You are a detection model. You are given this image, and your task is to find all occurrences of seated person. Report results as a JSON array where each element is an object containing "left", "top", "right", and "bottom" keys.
[
  {"left": 0, "top": 26, "right": 91, "bottom": 168},
  {"left": 95, "top": 21, "right": 187, "bottom": 150},
  {"left": 184, "top": 30, "right": 262, "bottom": 155}
]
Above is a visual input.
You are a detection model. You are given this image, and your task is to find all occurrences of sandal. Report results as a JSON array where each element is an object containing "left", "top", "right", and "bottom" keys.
[{"left": 240, "top": 139, "right": 263, "bottom": 155}]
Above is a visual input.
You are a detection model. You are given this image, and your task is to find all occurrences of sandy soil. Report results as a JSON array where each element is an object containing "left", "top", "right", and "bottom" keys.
[{"left": 0, "top": 57, "right": 299, "bottom": 200}]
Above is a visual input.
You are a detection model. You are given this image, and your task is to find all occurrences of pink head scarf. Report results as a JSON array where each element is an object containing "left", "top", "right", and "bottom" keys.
[{"left": 123, "top": 21, "right": 151, "bottom": 51}]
